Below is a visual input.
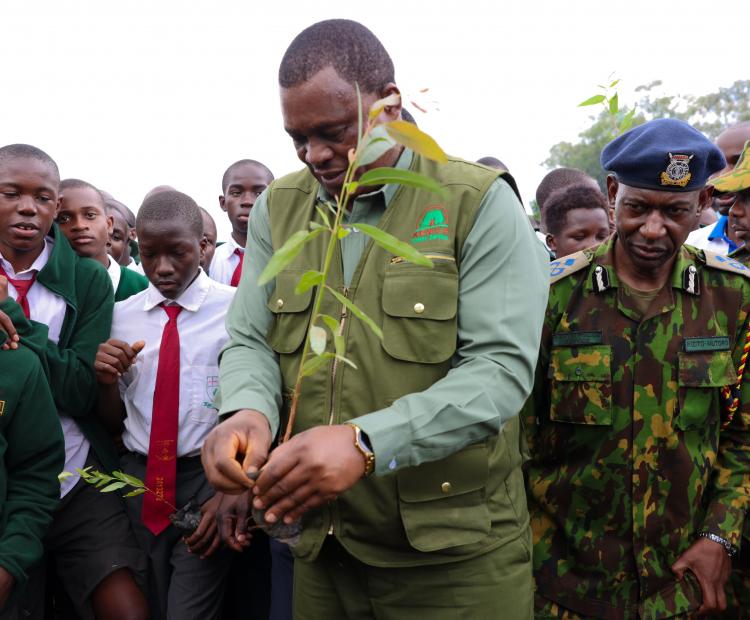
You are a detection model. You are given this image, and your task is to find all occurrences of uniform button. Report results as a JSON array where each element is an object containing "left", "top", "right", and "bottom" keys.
[
  {"left": 414, "top": 303, "right": 425, "bottom": 314},
  {"left": 276, "top": 299, "right": 284, "bottom": 309},
  {"left": 441, "top": 482, "right": 452, "bottom": 494},
  {"left": 575, "top": 367, "right": 583, "bottom": 376}
]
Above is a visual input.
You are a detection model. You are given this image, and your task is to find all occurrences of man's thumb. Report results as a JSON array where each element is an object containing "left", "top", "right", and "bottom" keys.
[{"left": 671, "top": 557, "right": 687, "bottom": 580}]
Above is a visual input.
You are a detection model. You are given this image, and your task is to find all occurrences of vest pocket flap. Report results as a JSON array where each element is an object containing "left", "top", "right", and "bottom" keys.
[
  {"left": 382, "top": 271, "right": 458, "bottom": 320},
  {"left": 678, "top": 350, "right": 737, "bottom": 387},
  {"left": 398, "top": 443, "right": 488, "bottom": 503},
  {"left": 266, "top": 272, "right": 314, "bottom": 314},
  {"left": 548, "top": 345, "right": 612, "bottom": 382}
]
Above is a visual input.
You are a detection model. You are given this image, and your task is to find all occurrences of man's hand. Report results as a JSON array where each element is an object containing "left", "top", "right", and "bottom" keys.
[
  {"left": 184, "top": 493, "right": 223, "bottom": 559},
  {"left": 252, "top": 424, "right": 367, "bottom": 526},
  {"left": 217, "top": 490, "right": 253, "bottom": 552},
  {"left": 0, "top": 277, "right": 19, "bottom": 351},
  {"left": 94, "top": 339, "right": 144, "bottom": 384},
  {"left": 672, "top": 536, "right": 732, "bottom": 614},
  {"left": 0, "top": 566, "right": 15, "bottom": 610},
  {"left": 201, "top": 409, "right": 273, "bottom": 494}
]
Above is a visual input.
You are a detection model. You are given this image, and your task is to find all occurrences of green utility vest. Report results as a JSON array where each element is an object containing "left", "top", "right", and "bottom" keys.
[{"left": 266, "top": 153, "right": 529, "bottom": 567}]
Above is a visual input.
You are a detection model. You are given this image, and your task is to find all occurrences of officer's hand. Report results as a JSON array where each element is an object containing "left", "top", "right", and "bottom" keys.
[
  {"left": 0, "top": 566, "right": 15, "bottom": 610},
  {"left": 184, "top": 493, "right": 223, "bottom": 559},
  {"left": 95, "top": 339, "right": 144, "bottom": 384},
  {"left": 0, "top": 277, "right": 19, "bottom": 351},
  {"left": 252, "top": 425, "right": 366, "bottom": 526},
  {"left": 672, "top": 537, "right": 731, "bottom": 614},
  {"left": 217, "top": 490, "right": 253, "bottom": 552},
  {"left": 201, "top": 409, "right": 272, "bottom": 494}
]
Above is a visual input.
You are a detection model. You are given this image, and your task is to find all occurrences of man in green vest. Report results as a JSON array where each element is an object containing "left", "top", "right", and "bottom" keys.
[{"left": 201, "top": 19, "right": 549, "bottom": 619}]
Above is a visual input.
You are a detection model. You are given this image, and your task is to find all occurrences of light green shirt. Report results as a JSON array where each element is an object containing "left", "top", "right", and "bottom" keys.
[{"left": 218, "top": 150, "right": 550, "bottom": 475}]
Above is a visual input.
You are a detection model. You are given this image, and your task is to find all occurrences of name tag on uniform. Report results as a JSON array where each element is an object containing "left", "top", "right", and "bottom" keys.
[
  {"left": 683, "top": 336, "right": 730, "bottom": 353},
  {"left": 552, "top": 331, "right": 603, "bottom": 347}
]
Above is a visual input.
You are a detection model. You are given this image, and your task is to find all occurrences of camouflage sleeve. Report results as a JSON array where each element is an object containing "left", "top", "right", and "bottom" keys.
[{"left": 701, "top": 304, "right": 750, "bottom": 546}]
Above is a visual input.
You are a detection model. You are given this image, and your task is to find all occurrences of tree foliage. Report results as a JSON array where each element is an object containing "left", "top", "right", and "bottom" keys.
[{"left": 544, "top": 80, "right": 750, "bottom": 188}]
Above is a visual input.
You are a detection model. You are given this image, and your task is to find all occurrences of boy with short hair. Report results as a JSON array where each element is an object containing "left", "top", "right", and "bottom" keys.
[
  {"left": 0, "top": 279, "right": 65, "bottom": 614},
  {"left": 199, "top": 207, "right": 218, "bottom": 273},
  {"left": 57, "top": 179, "right": 148, "bottom": 302},
  {"left": 106, "top": 198, "right": 143, "bottom": 272},
  {"left": 542, "top": 184, "right": 611, "bottom": 258},
  {"left": 95, "top": 190, "right": 234, "bottom": 619},
  {"left": 209, "top": 160, "right": 273, "bottom": 286},
  {"left": 0, "top": 144, "right": 148, "bottom": 619}
]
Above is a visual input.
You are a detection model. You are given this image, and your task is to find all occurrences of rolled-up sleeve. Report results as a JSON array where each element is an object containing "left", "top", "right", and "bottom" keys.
[
  {"left": 354, "top": 178, "right": 550, "bottom": 475},
  {"left": 217, "top": 192, "right": 282, "bottom": 436}
]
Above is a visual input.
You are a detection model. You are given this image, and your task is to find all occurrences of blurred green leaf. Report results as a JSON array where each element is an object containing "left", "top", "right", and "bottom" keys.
[
  {"left": 112, "top": 471, "right": 145, "bottom": 487},
  {"left": 125, "top": 488, "right": 147, "bottom": 498},
  {"left": 326, "top": 286, "right": 383, "bottom": 339},
  {"left": 609, "top": 93, "right": 619, "bottom": 115},
  {"left": 320, "top": 314, "right": 340, "bottom": 335},
  {"left": 609, "top": 79, "right": 620, "bottom": 88},
  {"left": 301, "top": 352, "right": 335, "bottom": 377},
  {"left": 295, "top": 270, "right": 324, "bottom": 294},
  {"left": 356, "top": 125, "right": 396, "bottom": 167},
  {"left": 258, "top": 228, "right": 324, "bottom": 285},
  {"left": 337, "top": 227, "right": 351, "bottom": 239},
  {"left": 385, "top": 120, "right": 448, "bottom": 163},
  {"left": 334, "top": 334, "right": 346, "bottom": 359},
  {"left": 368, "top": 92, "right": 401, "bottom": 120},
  {"left": 101, "top": 481, "right": 128, "bottom": 493},
  {"left": 354, "top": 223, "right": 434, "bottom": 267},
  {"left": 315, "top": 205, "right": 331, "bottom": 228},
  {"left": 578, "top": 94, "right": 606, "bottom": 107},
  {"left": 619, "top": 109, "right": 636, "bottom": 133},
  {"left": 357, "top": 168, "right": 446, "bottom": 197},
  {"left": 310, "top": 325, "right": 327, "bottom": 355},
  {"left": 335, "top": 353, "right": 357, "bottom": 369}
]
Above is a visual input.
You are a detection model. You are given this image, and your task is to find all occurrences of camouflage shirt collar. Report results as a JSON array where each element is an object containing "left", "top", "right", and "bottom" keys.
[{"left": 585, "top": 237, "right": 701, "bottom": 296}]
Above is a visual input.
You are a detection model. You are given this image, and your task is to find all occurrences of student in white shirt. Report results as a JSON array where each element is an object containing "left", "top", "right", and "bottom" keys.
[
  {"left": 209, "top": 159, "right": 273, "bottom": 286},
  {"left": 95, "top": 190, "right": 234, "bottom": 620}
]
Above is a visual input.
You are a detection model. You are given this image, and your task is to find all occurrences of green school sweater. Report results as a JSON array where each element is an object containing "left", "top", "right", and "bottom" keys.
[
  {"left": 0, "top": 225, "right": 119, "bottom": 471},
  {"left": 115, "top": 267, "right": 148, "bottom": 302},
  {"left": 0, "top": 345, "right": 65, "bottom": 595}
]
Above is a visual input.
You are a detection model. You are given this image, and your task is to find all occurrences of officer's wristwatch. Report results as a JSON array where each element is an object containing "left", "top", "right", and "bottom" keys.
[
  {"left": 347, "top": 423, "right": 375, "bottom": 477},
  {"left": 697, "top": 531, "right": 739, "bottom": 557}
]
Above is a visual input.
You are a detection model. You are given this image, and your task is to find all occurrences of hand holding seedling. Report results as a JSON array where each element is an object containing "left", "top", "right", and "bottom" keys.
[
  {"left": 184, "top": 493, "right": 223, "bottom": 559},
  {"left": 95, "top": 339, "right": 145, "bottom": 384},
  {"left": 0, "top": 276, "right": 19, "bottom": 351},
  {"left": 216, "top": 490, "right": 253, "bottom": 552}
]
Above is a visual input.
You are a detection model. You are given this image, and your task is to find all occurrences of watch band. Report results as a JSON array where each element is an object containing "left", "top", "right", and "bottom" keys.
[
  {"left": 697, "top": 531, "right": 739, "bottom": 557},
  {"left": 347, "top": 423, "right": 375, "bottom": 477}
]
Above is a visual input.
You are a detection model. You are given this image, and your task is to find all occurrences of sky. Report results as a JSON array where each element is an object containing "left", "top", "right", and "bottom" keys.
[{"left": 2, "top": 0, "right": 746, "bottom": 240}]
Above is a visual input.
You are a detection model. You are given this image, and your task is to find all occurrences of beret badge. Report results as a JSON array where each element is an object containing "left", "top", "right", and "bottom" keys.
[{"left": 660, "top": 153, "right": 694, "bottom": 188}]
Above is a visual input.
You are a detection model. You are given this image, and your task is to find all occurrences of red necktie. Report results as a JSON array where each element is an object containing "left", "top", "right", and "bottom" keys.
[
  {"left": 142, "top": 304, "right": 182, "bottom": 535},
  {"left": 230, "top": 248, "right": 244, "bottom": 287},
  {"left": 0, "top": 264, "right": 36, "bottom": 319}
]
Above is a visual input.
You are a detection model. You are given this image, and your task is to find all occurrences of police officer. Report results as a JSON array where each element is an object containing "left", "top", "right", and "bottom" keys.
[
  {"left": 201, "top": 18, "right": 549, "bottom": 620},
  {"left": 525, "top": 118, "right": 750, "bottom": 618}
]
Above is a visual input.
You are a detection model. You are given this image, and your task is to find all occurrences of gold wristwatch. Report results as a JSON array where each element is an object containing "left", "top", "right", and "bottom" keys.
[{"left": 347, "top": 423, "right": 375, "bottom": 477}]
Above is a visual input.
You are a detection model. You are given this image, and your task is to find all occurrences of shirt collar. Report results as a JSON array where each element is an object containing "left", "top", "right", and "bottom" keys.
[
  {"left": 226, "top": 236, "right": 244, "bottom": 253},
  {"left": 107, "top": 255, "right": 122, "bottom": 290},
  {"left": 0, "top": 237, "right": 53, "bottom": 278},
  {"left": 707, "top": 214, "right": 739, "bottom": 252},
  {"left": 143, "top": 268, "right": 210, "bottom": 313},
  {"left": 315, "top": 147, "right": 414, "bottom": 209}
]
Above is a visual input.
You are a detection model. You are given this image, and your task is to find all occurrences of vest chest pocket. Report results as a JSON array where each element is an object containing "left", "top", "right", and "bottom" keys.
[
  {"left": 548, "top": 345, "right": 613, "bottom": 425},
  {"left": 677, "top": 350, "right": 737, "bottom": 430},
  {"left": 381, "top": 265, "right": 458, "bottom": 364},
  {"left": 266, "top": 271, "right": 314, "bottom": 354}
]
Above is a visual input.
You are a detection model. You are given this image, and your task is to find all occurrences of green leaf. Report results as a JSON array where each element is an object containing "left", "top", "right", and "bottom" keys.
[
  {"left": 309, "top": 325, "right": 327, "bottom": 355},
  {"left": 368, "top": 92, "right": 401, "bottom": 120},
  {"left": 619, "top": 109, "right": 636, "bottom": 133},
  {"left": 353, "top": 223, "right": 434, "bottom": 267},
  {"left": 309, "top": 222, "right": 326, "bottom": 231},
  {"left": 609, "top": 79, "right": 620, "bottom": 88},
  {"left": 320, "top": 314, "right": 340, "bottom": 335},
  {"left": 578, "top": 94, "right": 606, "bottom": 107},
  {"left": 357, "top": 168, "right": 446, "bottom": 198},
  {"left": 125, "top": 488, "right": 147, "bottom": 498},
  {"left": 295, "top": 270, "right": 324, "bottom": 294},
  {"left": 334, "top": 334, "right": 345, "bottom": 359},
  {"left": 337, "top": 227, "right": 351, "bottom": 239},
  {"left": 101, "top": 481, "right": 128, "bottom": 493},
  {"left": 335, "top": 354, "right": 357, "bottom": 370},
  {"left": 315, "top": 205, "right": 331, "bottom": 228},
  {"left": 608, "top": 93, "right": 619, "bottom": 115},
  {"left": 384, "top": 121, "right": 448, "bottom": 163},
  {"left": 301, "top": 352, "right": 335, "bottom": 377},
  {"left": 326, "top": 286, "right": 383, "bottom": 340},
  {"left": 112, "top": 471, "right": 145, "bottom": 488},
  {"left": 58, "top": 471, "right": 73, "bottom": 481},
  {"left": 356, "top": 125, "right": 396, "bottom": 167},
  {"left": 258, "top": 228, "right": 324, "bottom": 285}
]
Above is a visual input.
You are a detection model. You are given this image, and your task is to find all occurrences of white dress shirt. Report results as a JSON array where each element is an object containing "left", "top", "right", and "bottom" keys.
[
  {"left": 107, "top": 255, "right": 122, "bottom": 293},
  {"left": 685, "top": 216, "right": 737, "bottom": 255},
  {"left": 126, "top": 257, "right": 145, "bottom": 275},
  {"left": 0, "top": 238, "right": 90, "bottom": 497},
  {"left": 112, "top": 269, "right": 235, "bottom": 457},
  {"left": 208, "top": 236, "right": 244, "bottom": 285}
]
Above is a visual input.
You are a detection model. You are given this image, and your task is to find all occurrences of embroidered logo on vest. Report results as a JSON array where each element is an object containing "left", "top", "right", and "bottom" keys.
[
  {"left": 411, "top": 206, "right": 449, "bottom": 244},
  {"left": 203, "top": 375, "right": 219, "bottom": 410}
]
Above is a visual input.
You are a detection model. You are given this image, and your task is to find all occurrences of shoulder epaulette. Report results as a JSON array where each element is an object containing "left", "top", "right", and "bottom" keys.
[
  {"left": 550, "top": 251, "right": 592, "bottom": 284},
  {"left": 704, "top": 250, "right": 750, "bottom": 278}
]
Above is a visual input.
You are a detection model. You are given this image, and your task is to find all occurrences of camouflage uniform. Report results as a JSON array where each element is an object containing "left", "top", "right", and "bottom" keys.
[{"left": 524, "top": 237, "right": 750, "bottom": 619}]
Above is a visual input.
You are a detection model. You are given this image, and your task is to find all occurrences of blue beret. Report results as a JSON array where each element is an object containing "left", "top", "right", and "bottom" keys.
[{"left": 600, "top": 118, "right": 726, "bottom": 192}]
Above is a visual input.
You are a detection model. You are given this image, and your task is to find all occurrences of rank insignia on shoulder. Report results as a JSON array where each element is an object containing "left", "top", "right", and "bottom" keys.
[
  {"left": 550, "top": 251, "right": 591, "bottom": 284},
  {"left": 704, "top": 251, "right": 750, "bottom": 277},
  {"left": 682, "top": 264, "right": 700, "bottom": 295}
]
